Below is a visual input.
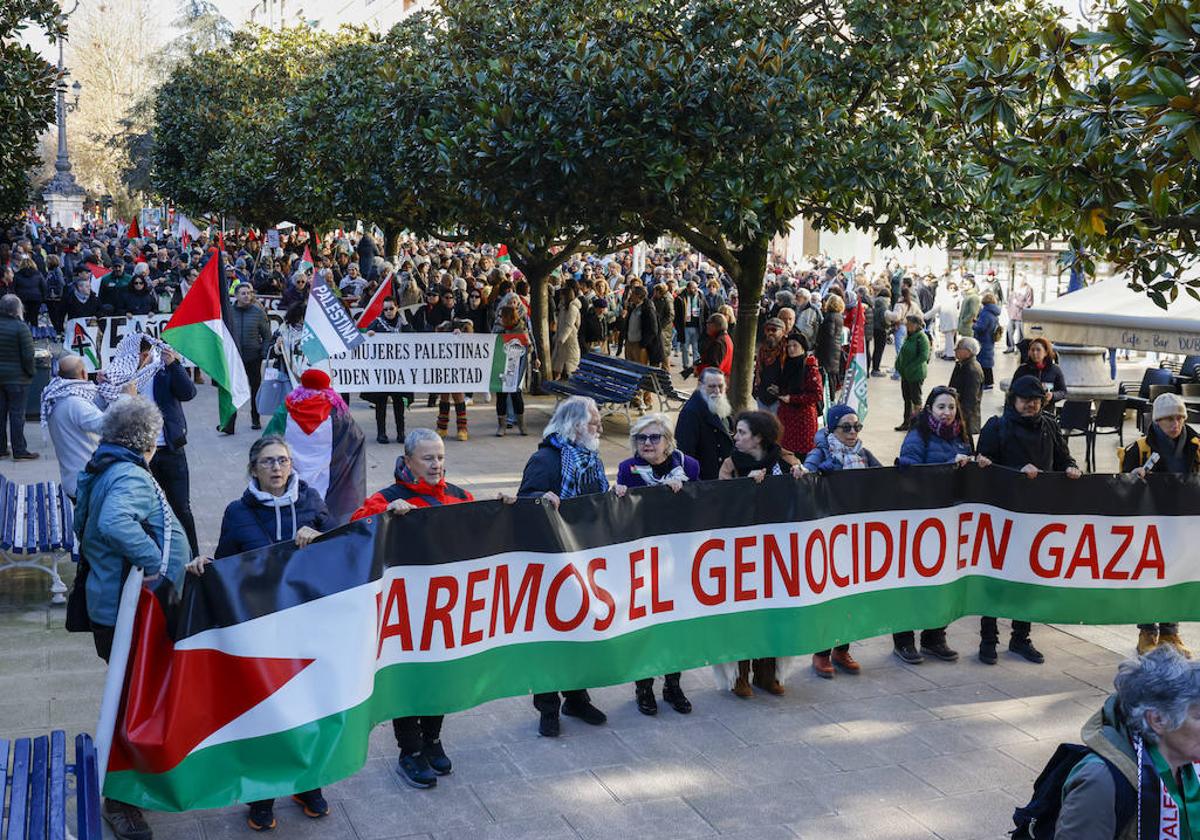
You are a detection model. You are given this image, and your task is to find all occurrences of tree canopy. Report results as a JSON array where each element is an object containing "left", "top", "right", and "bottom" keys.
[
  {"left": 0, "top": 0, "right": 62, "bottom": 222},
  {"left": 938, "top": 0, "right": 1200, "bottom": 306}
]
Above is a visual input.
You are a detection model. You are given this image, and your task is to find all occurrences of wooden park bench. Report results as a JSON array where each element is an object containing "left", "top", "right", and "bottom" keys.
[
  {"left": 0, "top": 731, "right": 102, "bottom": 840},
  {"left": 542, "top": 356, "right": 644, "bottom": 426},
  {"left": 0, "top": 475, "right": 76, "bottom": 604}
]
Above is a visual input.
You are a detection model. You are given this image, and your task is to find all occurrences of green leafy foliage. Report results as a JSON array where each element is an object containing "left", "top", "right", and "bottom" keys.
[
  {"left": 0, "top": 0, "right": 63, "bottom": 222},
  {"left": 940, "top": 0, "right": 1200, "bottom": 306}
]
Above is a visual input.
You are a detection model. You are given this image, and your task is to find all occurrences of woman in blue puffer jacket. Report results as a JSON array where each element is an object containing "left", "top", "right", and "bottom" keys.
[
  {"left": 189, "top": 434, "right": 333, "bottom": 831},
  {"left": 892, "top": 385, "right": 992, "bottom": 667},
  {"left": 972, "top": 293, "right": 1001, "bottom": 390}
]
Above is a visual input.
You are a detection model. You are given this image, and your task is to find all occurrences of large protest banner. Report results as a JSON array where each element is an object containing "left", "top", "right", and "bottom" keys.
[
  {"left": 66, "top": 313, "right": 286, "bottom": 372},
  {"left": 99, "top": 466, "right": 1200, "bottom": 811},
  {"left": 328, "top": 332, "right": 528, "bottom": 392}
]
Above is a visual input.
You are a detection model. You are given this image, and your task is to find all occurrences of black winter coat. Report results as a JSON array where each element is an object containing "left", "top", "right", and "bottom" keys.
[
  {"left": 815, "top": 310, "right": 844, "bottom": 371},
  {"left": 13, "top": 267, "right": 47, "bottom": 304},
  {"left": 977, "top": 405, "right": 1076, "bottom": 472},
  {"left": 215, "top": 480, "right": 332, "bottom": 559},
  {"left": 948, "top": 357, "right": 984, "bottom": 435},
  {"left": 675, "top": 391, "right": 734, "bottom": 480}
]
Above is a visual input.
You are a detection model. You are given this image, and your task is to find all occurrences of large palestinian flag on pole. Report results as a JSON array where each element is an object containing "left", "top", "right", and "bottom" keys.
[
  {"left": 97, "top": 467, "right": 1199, "bottom": 813},
  {"left": 839, "top": 300, "right": 868, "bottom": 420},
  {"left": 161, "top": 250, "right": 251, "bottom": 426}
]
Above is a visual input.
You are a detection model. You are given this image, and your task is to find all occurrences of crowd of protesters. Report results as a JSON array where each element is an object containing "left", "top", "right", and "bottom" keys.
[{"left": 5, "top": 217, "right": 1199, "bottom": 840}]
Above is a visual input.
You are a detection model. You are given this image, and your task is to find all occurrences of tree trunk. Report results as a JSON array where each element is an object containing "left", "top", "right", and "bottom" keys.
[
  {"left": 729, "top": 239, "right": 769, "bottom": 412},
  {"left": 383, "top": 222, "right": 402, "bottom": 260},
  {"left": 510, "top": 253, "right": 554, "bottom": 395}
]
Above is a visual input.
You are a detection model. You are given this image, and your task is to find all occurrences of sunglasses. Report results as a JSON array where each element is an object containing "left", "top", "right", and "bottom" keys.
[
  {"left": 835, "top": 423, "right": 864, "bottom": 433},
  {"left": 633, "top": 433, "right": 663, "bottom": 445}
]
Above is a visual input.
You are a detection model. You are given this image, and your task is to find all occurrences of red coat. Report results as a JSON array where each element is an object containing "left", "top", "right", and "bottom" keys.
[
  {"left": 696, "top": 331, "right": 733, "bottom": 378},
  {"left": 352, "top": 469, "right": 474, "bottom": 519}
]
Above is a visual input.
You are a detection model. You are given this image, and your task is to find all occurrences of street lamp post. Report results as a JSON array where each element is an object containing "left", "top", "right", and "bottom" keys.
[{"left": 42, "top": 10, "right": 85, "bottom": 230}]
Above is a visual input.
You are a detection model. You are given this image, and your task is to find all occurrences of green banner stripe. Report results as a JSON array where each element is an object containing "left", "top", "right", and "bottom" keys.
[
  {"left": 105, "top": 575, "right": 1200, "bottom": 812},
  {"left": 487, "top": 334, "right": 507, "bottom": 391}
]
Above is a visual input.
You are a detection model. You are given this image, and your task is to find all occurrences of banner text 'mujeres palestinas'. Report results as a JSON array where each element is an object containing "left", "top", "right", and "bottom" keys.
[{"left": 102, "top": 466, "right": 1200, "bottom": 812}]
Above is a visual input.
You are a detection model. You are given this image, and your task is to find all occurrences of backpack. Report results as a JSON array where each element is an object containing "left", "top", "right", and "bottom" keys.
[{"left": 1010, "top": 743, "right": 1136, "bottom": 839}]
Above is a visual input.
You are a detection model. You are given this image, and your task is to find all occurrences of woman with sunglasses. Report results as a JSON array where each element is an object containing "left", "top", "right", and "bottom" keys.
[
  {"left": 121, "top": 273, "right": 157, "bottom": 315},
  {"left": 459, "top": 286, "right": 489, "bottom": 334},
  {"left": 186, "top": 435, "right": 332, "bottom": 831},
  {"left": 891, "top": 386, "right": 992, "bottom": 665},
  {"left": 803, "top": 404, "right": 880, "bottom": 677},
  {"left": 613, "top": 413, "right": 699, "bottom": 715}
]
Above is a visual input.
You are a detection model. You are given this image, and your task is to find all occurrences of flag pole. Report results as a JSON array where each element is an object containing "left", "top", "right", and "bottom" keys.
[{"left": 94, "top": 567, "right": 145, "bottom": 792}]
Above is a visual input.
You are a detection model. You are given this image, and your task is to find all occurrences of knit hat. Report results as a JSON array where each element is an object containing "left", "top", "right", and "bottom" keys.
[
  {"left": 1153, "top": 392, "right": 1187, "bottom": 421},
  {"left": 764, "top": 317, "right": 785, "bottom": 329},
  {"left": 826, "top": 403, "right": 855, "bottom": 429},
  {"left": 300, "top": 368, "right": 331, "bottom": 390},
  {"left": 1010, "top": 375, "right": 1046, "bottom": 399}
]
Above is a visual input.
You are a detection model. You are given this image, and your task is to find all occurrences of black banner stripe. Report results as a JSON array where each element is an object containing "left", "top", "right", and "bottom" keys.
[{"left": 169, "top": 466, "right": 1200, "bottom": 641}]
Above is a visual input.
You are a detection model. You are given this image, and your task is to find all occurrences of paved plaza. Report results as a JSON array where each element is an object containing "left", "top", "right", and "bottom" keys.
[{"left": 0, "top": 349, "right": 1189, "bottom": 840}]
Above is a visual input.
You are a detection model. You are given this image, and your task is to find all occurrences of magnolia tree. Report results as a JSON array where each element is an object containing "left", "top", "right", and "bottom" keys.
[
  {"left": 937, "top": 0, "right": 1200, "bottom": 306},
  {"left": 0, "top": 0, "right": 62, "bottom": 222}
]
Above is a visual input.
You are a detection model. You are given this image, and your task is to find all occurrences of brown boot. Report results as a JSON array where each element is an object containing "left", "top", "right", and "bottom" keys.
[
  {"left": 732, "top": 660, "right": 753, "bottom": 698},
  {"left": 1159, "top": 632, "right": 1193, "bottom": 659},
  {"left": 811, "top": 653, "right": 834, "bottom": 679},
  {"left": 831, "top": 648, "right": 861, "bottom": 674},
  {"left": 1137, "top": 628, "right": 1159, "bottom": 655},
  {"left": 751, "top": 658, "right": 784, "bottom": 695}
]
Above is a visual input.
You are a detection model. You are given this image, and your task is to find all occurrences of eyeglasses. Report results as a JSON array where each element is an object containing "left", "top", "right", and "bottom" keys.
[
  {"left": 256, "top": 456, "right": 291, "bottom": 468},
  {"left": 835, "top": 423, "right": 864, "bottom": 433},
  {"left": 633, "top": 433, "right": 663, "bottom": 445}
]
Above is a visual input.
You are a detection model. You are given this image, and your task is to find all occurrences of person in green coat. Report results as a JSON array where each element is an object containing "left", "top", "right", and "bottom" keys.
[
  {"left": 957, "top": 279, "right": 981, "bottom": 337},
  {"left": 894, "top": 314, "right": 930, "bottom": 430}
]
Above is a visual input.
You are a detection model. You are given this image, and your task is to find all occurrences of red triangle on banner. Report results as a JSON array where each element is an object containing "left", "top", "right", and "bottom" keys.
[{"left": 108, "top": 588, "right": 313, "bottom": 775}]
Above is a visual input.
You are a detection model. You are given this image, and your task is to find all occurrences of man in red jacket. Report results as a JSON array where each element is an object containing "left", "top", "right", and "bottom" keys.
[{"left": 351, "top": 427, "right": 473, "bottom": 789}]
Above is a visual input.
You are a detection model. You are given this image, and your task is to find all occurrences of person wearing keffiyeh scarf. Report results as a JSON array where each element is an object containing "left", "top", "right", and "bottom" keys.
[
  {"left": 96, "top": 330, "right": 173, "bottom": 405},
  {"left": 513, "top": 396, "right": 610, "bottom": 738},
  {"left": 40, "top": 355, "right": 105, "bottom": 499}
]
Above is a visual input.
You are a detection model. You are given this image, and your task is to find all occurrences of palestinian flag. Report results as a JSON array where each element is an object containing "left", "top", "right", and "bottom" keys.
[
  {"left": 296, "top": 245, "right": 314, "bottom": 274},
  {"left": 85, "top": 262, "right": 110, "bottom": 295},
  {"left": 838, "top": 301, "right": 868, "bottom": 421},
  {"left": 355, "top": 272, "right": 392, "bottom": 329},
  {"left": 496, "top": 243, "right": 510, "bottom": 263},
  {"left": 263, "top": 371, "right": 365, "bottom": 524},
  {"left": 161, "top": 250, "right": 251, "bottom": 427},
  {"left": 127, "top": 217, "right": 141, "bottom": 239}
]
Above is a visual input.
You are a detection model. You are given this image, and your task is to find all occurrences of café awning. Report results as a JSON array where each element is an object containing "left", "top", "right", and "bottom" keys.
[{"left": 1023, "top": 277, "right": 1200, "bottom": 355}]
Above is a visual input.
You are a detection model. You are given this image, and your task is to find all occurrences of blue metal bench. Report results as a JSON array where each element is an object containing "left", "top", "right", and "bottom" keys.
[
  {"left": 0, "top": 731, "right": 102, "bottom": 840},
  {"left": 543, "top": 356, "right": 644, "bottom": 426},
  {"left": 0, "top": 474, "right": 76, "bottom": 604},
  {"left": 582, "top": 352, "right": 688, "bottom": 411}
]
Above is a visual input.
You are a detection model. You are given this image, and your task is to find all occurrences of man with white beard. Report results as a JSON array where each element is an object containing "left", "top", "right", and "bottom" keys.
[
  {"left": 675, "top": 368, "right": 735, "bottom": 480},
  {"left": 514, "top": 395, "right": 610, "bottom": 737}
]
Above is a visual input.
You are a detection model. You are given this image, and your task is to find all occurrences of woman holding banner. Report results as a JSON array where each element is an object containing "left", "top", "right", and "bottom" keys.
[
  {"left": 613, "top": 413, "right": 699, "bottom": 715},
  {"left": 717, "top": 410, "right": 802, "bottom": 697},
  {"left": 891, "top": 386, "right": 991, "bottom": 665},
  {"left": 187, "top": 435, "right": 332, "bottom": 831}
]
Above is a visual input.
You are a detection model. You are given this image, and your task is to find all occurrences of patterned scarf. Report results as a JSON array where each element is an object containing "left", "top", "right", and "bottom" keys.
[
  {"left": 40, "top": 376, "right": 99, "bottom": 433},
  {"left": 926, "top": 413, "right": 963, "bottom": 441},
  {"left": 630, "top": 451, "right": 690, "bottom": 486},
  {"left": 547, "top": 433, "right": 609, "bottom": 499},
  {"left": 828, "top": 434, "right": 867, "bottom": 470},
  {"left": 97, "top": 330, "right": 172, "bottom": 404}
]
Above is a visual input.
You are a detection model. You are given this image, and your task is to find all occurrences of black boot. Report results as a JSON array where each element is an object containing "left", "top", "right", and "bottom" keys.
[
  {"left": 635, "top": 682, "right": 658, "bottom": 716},
  {"left": 662, "top": 675, "right": 692, "bottom": 714}
]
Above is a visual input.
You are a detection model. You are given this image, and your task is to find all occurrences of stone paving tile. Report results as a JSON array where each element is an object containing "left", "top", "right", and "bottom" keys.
[
  {"left": 342, "top": 784, "right": 494, "bottom": 839},
  {"left": 700, "top": 744, "right": 839, "bottom": 787},
  {"left": 901, "top": 788, "right": 1024, "bottom": 840},
  {"left": 501, "top": 730, "right": 639, "bottom": 778},
  {"left": 709, "top": 828, "right": 798, "bottom": 840},
  {"left": 811, "top": 694, "right": 939, "bottom": 726},
  {"left": 789, "top": 806, "right": 940, "bottom": 839},
  {"left": 471, "top": 771, "right": 617, "bottom": 823},
  {"left": 823, "top": 720, "right": 943, "bottom": 766},
  {"left": 802, "top": 766, "right": 944, "bottom": 814},
  {"left": 904, "top": 683, "right": 1026, "bottom": 719},
  {"left": 431, "top": 813, "right": 579, "bottom": 840},
  {"left": 613, "top": 716, "right": 748, "bottom": 761},
  {"left": 711, "top": 704, "right": 837, "bottom": 747},
  {"left": 592, "top": 758, "right": 728, "bottom": 802},
  {"left": 997, "top": 737, "right": 1071, "bottom": 772},
  {"left": 902, "top": 713, "right": 1036, "bottom": 756},
  {"left": 563, "top": 799, "right": 719, "bottom": 839},
  {"left": 900, "top": 748, "right": 1033, "bottom": 797},
  {"left": 685, "top": 780, "right": 828, "bottom": 831},
  {"left": 0, "top": 698, "right": 50, "bottom": 730}
]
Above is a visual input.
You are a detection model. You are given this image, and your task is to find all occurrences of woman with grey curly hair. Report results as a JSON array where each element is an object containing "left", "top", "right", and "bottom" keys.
[
  {"left": 73, "top": 395, "right": 190, "bottom": 840},
  {"left": 1052, "top": 645, "right": 1200, "bottom": 838}
]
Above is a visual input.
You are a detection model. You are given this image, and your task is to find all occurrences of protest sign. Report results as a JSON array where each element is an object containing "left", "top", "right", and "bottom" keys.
[
  {"left": 328, "top": 332, "right": 526, "bottom": 392},
  {"left": 98, "top": 466, "right": 1200, "bottom": 812},
  {"left": 67, "top": 312, "right": 286, "bottom": 372}
]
